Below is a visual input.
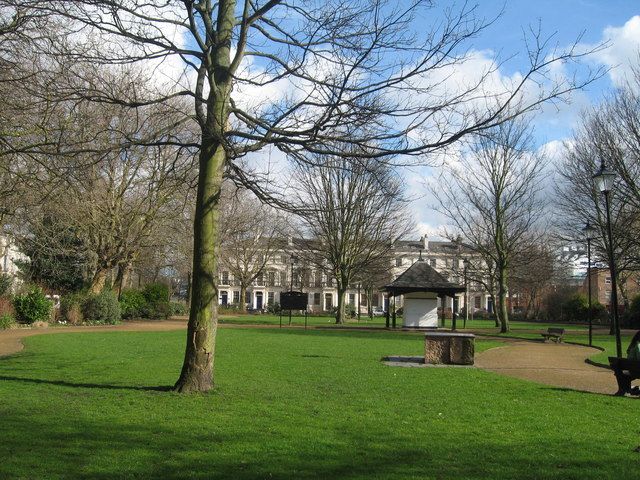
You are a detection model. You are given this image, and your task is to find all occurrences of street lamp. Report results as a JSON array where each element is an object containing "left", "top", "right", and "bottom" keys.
[
  {"left": 582, "top": 221, "right": 597, "bottom": 347},
  {"left": 593, "top": 160, "right": 622, "bottom": 358},
  {"left": 463, "top": 259, "right": 470, "bottom": 329}
]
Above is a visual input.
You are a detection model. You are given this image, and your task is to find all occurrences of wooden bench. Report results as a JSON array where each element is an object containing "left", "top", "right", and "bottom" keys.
[
  {"left": 540, "top": 328, "right": 565, "bottom": 343},
  {"left": 609, "top": 357, "right": 640, "bottom": 396}
]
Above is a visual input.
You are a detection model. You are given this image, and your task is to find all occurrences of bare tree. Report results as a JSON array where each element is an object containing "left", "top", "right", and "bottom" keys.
[
  {"left": 11, "top": 0, "right": 605, "bottom": 391},
  {"left": 294, "top": 154, "right": 412, "bottom": 324},
  {"left": 218, "top": 187, "right": 289, "bottom": 312},
  {"left": 432, "top": 120, "right": 547, "bottom": 332},
  {"left": 508, "top": 239, "right": 556, "bottom": 320},
  {"left": 555, "top": 73, "right": 640, "bottom": 310}
]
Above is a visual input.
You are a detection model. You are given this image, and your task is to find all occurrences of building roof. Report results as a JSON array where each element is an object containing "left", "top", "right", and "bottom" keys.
[
  {"left": 382, "top": 259, "right": 466, "bottom": 296},
  {"left": 393, "top": 239, "right": 473, "bottom": 255}
]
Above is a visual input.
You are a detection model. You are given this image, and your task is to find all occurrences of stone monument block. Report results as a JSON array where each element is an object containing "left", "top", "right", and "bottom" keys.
[{"left": 424, "top": 332, "right": 475, "bottom": 365}]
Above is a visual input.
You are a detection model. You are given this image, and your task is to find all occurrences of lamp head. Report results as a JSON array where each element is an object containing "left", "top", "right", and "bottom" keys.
[
  {"left": 593, "top": 160, "right": 616, "bottom": 194},
  {"left": 582, "top": 221, "right": 597, "bottom": 241}
]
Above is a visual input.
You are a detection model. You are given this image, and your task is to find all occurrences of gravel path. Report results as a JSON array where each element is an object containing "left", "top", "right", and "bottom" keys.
[{"left": 475, "top": 339, "right": 621, "bottom": 395}]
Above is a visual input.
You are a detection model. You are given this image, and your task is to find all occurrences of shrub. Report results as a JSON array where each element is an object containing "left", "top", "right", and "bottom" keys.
[
  {"left": 60, "top": 292, "right": 87, "bottom": 325},
  {"left": 143, "top": 301, "right": 171, "bottom": 319},
  {"left": 170, "top": 301, "right": 188, "bottom": 316},
  {"left": 137, "top": 283, "right": 171, "bottom": 319},
  {"left": 267, "top": 302, "right": 281, "bottom": 314},
  {"left": 13, "top": 286, "right": 52, "bottom": 324},
  {"left": 143, "top": 283, "right": 169, "bottom": 304},
  {"left": 120, "top": 289, "right": 147, "bottom": 319},
  {"left": 0, "top": 314, "right": 15, "bottom": 329},
  {"left": 82, "top": 290, "right": 121, "bottom": 325}
]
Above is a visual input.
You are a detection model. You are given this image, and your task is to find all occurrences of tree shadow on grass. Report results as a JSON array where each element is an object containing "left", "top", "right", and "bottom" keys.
[
  {"left": 0, "top": 374, "right": 172, "bottom": 392},
  {"left": 0, "top": 408, "right": 635, "bottom": 480}
]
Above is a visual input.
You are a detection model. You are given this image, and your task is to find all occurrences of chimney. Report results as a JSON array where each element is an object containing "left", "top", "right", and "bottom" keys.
[{"left": 422, "top": 235, "right": 429, "bottom": 251}]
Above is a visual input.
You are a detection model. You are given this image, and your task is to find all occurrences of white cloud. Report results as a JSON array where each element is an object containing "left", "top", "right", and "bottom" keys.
[{"left": 590, "top": 15, "right": 640, "bottom": 88}]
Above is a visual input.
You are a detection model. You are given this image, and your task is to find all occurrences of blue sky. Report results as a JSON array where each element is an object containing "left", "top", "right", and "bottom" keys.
[{"left": 410, "top": 1, "right": 640, "bottom": 238}]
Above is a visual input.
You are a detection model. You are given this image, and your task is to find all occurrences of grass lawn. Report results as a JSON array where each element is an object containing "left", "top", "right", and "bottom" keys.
[
  {"left": 218, "top": 313, "right": 592, "bottom": 332},
  {"left": 1, "top": 328, "right": 638, "bottom": 479}
]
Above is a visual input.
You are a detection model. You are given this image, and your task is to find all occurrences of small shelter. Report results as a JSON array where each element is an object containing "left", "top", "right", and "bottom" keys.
[{"left": 382, "top": 259, "right": 465, "bottom": 328}]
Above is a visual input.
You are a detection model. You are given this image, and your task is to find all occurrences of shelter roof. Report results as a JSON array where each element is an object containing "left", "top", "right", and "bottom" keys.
[{"left": 382, "top": 260, "right": 465, "bottom": 296}]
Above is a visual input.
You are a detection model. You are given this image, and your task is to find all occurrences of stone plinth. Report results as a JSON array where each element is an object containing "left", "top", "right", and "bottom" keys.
[{"left": 424, "top": 332, "right": 475, "bottom": 365}]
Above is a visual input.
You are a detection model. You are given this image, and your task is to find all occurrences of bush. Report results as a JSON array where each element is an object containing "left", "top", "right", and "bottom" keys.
[
  {"left": 267, "top": 302, "right": 281, "bottom": 314},
  {"left": 82, "top": 290, "right": 121, "bottom": 325},
  {"left": 143, "top": 301, "right": 171, "bottom": 319},
  {"left": 170, "top": 301, "right": 188, "bottom": 316},
  {"left": 13, "top": 286, "right": 52, "bottom": 324},
  {"left": 0, "top": 314, "right": 15, "bottom": 329},
  {"left": 60, "top": 292, "right": 86, "bottom": 325},
  {"left": 120, "top": 289, "right": 147, "bottom": 319},
  {"left": 143, "top": 282, "right": 169, "bottom": 304}
]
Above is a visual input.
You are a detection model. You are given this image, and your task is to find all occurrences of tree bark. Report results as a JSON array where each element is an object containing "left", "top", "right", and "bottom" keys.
[
  {"left": 173, "top": 139, "right": 225, "bottom": 393},
  {"left": 497, "top": 265, "right": 509, "bottom": 333},
  {"left": 89, "top": 268, "right": 109, "bottom": 294}
]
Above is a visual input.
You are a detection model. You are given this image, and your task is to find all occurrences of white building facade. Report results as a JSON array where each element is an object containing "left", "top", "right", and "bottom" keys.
[{"left": 218, "top": 235, "right": 492, "bottom": 316}]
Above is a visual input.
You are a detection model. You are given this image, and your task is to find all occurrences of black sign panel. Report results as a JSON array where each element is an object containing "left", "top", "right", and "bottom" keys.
[{"left": 280, "top": 291, "right": 307, "bottom": 310}]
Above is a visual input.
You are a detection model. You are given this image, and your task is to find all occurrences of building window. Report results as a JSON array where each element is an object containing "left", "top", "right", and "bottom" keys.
[
  {"left": 255, "top": 272, "right": 264, "bottom": 286},
  {"left": 268, "top": 291, "right": 275, "bottom": 306},
  {"left": 324, "top": 293, "right": 333, "bottom": 310},
  {"left": 349, "top": 293, "right": 355, "bottom": 306},
  {"left": 268, "top": 271, "right": 276, "bottom": 287},
  {"left": 474, "top": 296, "right": 481, "bottom": 309},
  {"left": 233, "top": 291, "right": 240, "bottom": 304},
  {"left": 314, "top": 292, "right": 321, "bottom": 306},
  {"left": 372, "top": 293, "right": 379, "bottom": 307},
  {"left": 360, "top": 293, "right": 367, "bottom": 306},
  {"left": 396, "top": 257, "right": 403, "bottom": 267},
  {"left": 430, "top": 258, "right": 436, "bottom": 268},
  {"left": 221, "top": 271, "right": 229, "bottom": 285}
]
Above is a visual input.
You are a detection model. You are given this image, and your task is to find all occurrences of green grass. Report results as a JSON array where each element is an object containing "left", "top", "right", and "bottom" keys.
[
  {"left": 0, "top": 328, "right": 638, "bottom": 479},
  {"left": 218, "top": 313, "right": 592, "bottom": 332}
]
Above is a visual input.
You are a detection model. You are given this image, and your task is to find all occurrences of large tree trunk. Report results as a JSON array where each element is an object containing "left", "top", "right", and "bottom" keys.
[
  {"left": 89, "top": 268, "right": 109, "bottom": 294},
  {"left": 173, "top": 0, "right": 234, "bottom": 393},
  {"left": 173, "top": 139, "right": 226, "bottom": 393},
  {"left": 497, "top": 265, "right": 509, "bottom": 333},
  {"left": 115, "top": 261, "right": 132, "bottom": 299}
]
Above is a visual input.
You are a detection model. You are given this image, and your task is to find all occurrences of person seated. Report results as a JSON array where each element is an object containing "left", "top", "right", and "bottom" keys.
[{"left": 613, "top": 331, "right": 640, "bottom": 396}]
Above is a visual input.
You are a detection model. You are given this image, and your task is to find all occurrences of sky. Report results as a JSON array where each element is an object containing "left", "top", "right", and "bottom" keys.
[{"left": 408, "top": 1, "right": 640, "bottom": 239}]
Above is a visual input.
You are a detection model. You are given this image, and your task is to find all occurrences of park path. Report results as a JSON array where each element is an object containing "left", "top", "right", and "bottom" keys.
[{"left": 475, "top": 339, "right": 618, "bottom": 395}]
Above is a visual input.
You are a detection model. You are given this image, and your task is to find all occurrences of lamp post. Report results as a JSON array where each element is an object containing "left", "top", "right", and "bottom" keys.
[
  {"left": 582, "top": 221, "right": 597, "bottom": 347},
  {"left": 463, "top": 259, "right": 470, "bottom": 329},
  {"left": 593, "top": 160, "right": 622, "bottom": 358}
]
